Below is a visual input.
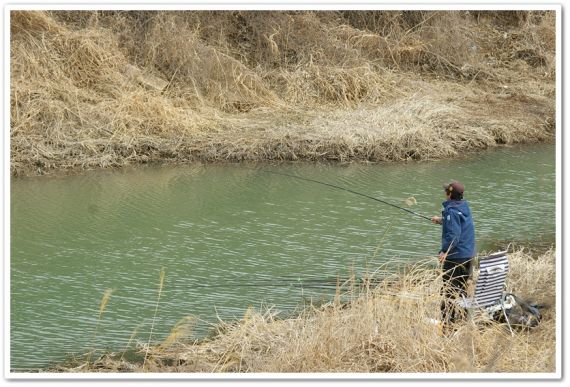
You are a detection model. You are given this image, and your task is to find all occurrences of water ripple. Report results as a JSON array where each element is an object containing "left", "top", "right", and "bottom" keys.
[{"left": 10, "top": 144, "right": 556, "bottom": 368}]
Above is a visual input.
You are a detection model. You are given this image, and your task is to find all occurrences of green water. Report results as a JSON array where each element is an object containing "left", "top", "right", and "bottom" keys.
[{"left": 10, "top": 144, "right": 556, "bottom": 369}]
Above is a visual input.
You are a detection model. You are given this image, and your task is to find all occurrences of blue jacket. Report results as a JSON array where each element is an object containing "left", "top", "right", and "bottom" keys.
[{"left": 440, "top": 200, "right": 476, "bottom": 261}]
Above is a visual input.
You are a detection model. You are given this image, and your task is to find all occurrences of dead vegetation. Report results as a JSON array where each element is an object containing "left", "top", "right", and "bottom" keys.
[
  {"left": 10, "top": 10, "right": 556, "bottom": 176},
  {"left": 51, "top": 248, "right": 555, "bottom": 373}
]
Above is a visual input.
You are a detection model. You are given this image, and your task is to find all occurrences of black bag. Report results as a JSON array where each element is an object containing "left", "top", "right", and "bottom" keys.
[{"left": 491, "top": 293, "right": 542, "bottom": 329}]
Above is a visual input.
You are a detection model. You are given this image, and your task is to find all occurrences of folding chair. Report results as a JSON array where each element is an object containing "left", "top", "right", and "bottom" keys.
[
  {"left": 457, "top": 251, "right": 511, "bottom": 322},
  {"left": 428, "top": 250, "right": 541, "bottom": 334},
  {"left": 457, "top": 250, "right": 542, "bottom": 331}
]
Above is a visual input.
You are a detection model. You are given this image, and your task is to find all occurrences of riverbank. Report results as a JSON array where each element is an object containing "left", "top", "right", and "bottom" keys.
[
  {"left": 47, "top": 247, "right": 555, "bottom": 373},
  {"left": 10, "top": 11, "right": 555, "bottom": 176}
]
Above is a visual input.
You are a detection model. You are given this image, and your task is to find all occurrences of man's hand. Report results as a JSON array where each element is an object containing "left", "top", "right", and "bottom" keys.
[
  {"left": 431, "top": 216, "right": 442, "bottom": 225},
  {"left": 438, "top": 252, "right": 446, "bottom": 263}
]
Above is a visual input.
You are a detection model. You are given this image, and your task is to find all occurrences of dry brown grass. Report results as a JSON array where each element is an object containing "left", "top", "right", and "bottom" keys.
[
  {"left": 58, "top": 248, "right": 555, "bottom": 374},
  {"left": 10, "top": 10, "right": 556, "bottom": 176}
]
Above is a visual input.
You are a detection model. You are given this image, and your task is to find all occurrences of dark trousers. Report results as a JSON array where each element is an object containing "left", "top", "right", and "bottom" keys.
[{"left": 440, "top": 259, "right": 473, "bottom": 324}]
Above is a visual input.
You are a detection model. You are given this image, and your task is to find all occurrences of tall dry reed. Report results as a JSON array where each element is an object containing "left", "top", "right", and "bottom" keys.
[
  {"left": 143, "top": 267, "right": 166, "bottom": 370},
  {"left": 66, "top": 248, "right": 555, "bottom": 373},
  {"left": 86, "top": 288, "right": 114, "bottom": 364},
  {"left": 10, "top": 10, "right": 555, "bottom": 176}
]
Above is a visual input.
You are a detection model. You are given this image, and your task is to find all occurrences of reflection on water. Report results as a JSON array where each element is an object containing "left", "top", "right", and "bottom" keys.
[{"left": 10, "top": 144, "right": 556, "bottom": 368}]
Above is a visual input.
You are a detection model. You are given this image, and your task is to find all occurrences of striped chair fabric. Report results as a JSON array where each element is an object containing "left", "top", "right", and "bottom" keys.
[{"left": 458, "top": 251, "right": 509, "bottom": 308}]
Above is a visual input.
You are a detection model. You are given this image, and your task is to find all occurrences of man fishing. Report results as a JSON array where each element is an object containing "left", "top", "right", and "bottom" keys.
[{"left": 431, "top": 181, "right": 476, "bottom": 328}]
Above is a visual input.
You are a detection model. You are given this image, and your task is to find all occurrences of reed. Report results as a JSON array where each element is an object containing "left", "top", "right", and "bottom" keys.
[
  {"left": 86, "top": 288, "right": 114, "bottom": 364},
  {"left": 160, "top": 248, "right": 556, "bottom": 373},
  {"left": 143, "top": 267, "right": 166, "bottom": 371},
  {"left": 119, "top": 324, "right": 142, "bottom": 363},
  {"left": 10, "top": 10, "right": 555, "bottom": 176},
  {"left": 63, "top": 247, "right": 555, "bottom": 373}
]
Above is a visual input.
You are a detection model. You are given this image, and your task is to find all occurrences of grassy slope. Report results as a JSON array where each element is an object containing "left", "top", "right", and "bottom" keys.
[{"left": 10, "top": 10, "right": 555, "bottom": 176}]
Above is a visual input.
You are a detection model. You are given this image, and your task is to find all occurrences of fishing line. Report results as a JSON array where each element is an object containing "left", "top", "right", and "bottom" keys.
[
  {"left": 189, "top": 279, "right": 354, "bottom": 289},
  {"left": 259, "top": 169, "right": 432, "bottom": 222}
]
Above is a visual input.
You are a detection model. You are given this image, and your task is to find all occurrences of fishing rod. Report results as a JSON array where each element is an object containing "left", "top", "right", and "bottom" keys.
[{"left": 260, "top": 170, "right": 432, "bottom": 222}]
